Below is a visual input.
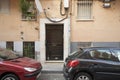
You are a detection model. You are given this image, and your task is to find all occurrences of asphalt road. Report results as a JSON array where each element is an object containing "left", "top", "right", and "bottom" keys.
[{"left": 39, "top": 72, "right": 65, "bottom": 80}]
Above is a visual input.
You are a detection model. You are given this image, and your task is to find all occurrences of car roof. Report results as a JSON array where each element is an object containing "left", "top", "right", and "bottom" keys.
[{"left": 80, "top": 47, "right": 120, "bottom": 51}]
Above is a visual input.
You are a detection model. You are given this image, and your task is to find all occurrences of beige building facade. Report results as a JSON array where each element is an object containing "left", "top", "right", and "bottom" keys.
[{"left": 0, "top": 0, "right": 120, "bottom": 63}]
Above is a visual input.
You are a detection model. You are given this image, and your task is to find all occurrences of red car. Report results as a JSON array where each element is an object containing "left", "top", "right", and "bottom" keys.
[{"left": 0, "top": 48, "right": 42, "bottom": 80}]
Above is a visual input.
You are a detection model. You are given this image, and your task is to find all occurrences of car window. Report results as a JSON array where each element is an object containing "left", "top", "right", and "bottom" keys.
[
  {"left": 112, "top": 49, "right": 120, "bottom": 61},
  {"left": 69, "top": 50, "right": 83, "bottom": 58},
  {"left": 79, "top": 51, "right": 92, "bottom": 59},
  {"left": 90, "top": 49, "right": 116, "bottom": 61}
]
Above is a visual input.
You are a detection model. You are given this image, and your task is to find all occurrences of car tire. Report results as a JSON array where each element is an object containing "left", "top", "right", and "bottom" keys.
[
  {"left": 74, "top": 72, "right": 92, "bottom": 80},
  {"left": 1, "top": 74, "right": 19, "bottom": 80}
]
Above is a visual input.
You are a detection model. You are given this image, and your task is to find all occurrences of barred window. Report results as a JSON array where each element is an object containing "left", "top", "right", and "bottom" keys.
[
  {"left": 0, "top": 0, "right": 10, "bottom": 14},
  {"left": 6, "top": 42, "right": 14, "bottom": 51},
  {"left": 23, "top": 42, "right": 35, "bottom": 59},
  {"left": 77, "top": 0, "right": 93, "bottom": 20}
]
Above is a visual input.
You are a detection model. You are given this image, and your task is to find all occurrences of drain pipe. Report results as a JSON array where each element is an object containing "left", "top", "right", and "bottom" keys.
[{"left": 64, "top": 0, "right": 71, "bottom": 56}]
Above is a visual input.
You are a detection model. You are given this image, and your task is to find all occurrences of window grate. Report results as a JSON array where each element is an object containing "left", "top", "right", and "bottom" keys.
[
  {"left": 0, "top": 0, "right": 10, "bottom": 14},
  {"left": 23, "top": 42, "right": 35, "bottom": 59},
  {"left": 6, "top": 42, "right": 14, "bottom": 51},
  {"left": 77, "top": 0, "right": 93, "bottom": 20}
]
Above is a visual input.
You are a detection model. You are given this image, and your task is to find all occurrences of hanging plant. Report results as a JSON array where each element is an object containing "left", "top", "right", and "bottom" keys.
[
  {"left": 19, "top": 0, "right": 31, "bottom": 15},
  {"left": 20, "top": 0, "right": 36, "bottom": 20}
]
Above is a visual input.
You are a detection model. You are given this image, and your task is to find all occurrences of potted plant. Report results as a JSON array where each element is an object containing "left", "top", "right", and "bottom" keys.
[{"left": 20, "top": 0, "right": 35, "bottom": 20}]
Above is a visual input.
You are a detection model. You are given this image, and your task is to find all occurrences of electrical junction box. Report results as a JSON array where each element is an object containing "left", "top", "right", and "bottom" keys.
[{"left": 64, "top": 0, "right": 69, "bottom": 8}]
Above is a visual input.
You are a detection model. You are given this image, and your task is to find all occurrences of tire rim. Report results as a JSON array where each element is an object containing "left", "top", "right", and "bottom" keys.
[
  {"left": 77, "top": 75, "right": 89, "bottom": 80},
  {"left": 3, "top": 77, "right": 15, "bottom": 80}
]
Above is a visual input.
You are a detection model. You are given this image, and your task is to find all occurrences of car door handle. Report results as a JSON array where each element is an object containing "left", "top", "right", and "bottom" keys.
[
  {"left": 89, "top": 64, "right": 97, "bottom": 68},
  {"left": 93, "top": 64, "right": 103, "bottom": 68},
  {"left": 89, "top": 64, "right": 99, "bottom": 71},
  {"left": 91, "top": 64, "right": 97, "bottom": 66},
  {"left": 91, "top": 64, "right": 99, "bottom": 68},
  {"left": 93, "top": 64, "right": 98, "bottom": 65}
]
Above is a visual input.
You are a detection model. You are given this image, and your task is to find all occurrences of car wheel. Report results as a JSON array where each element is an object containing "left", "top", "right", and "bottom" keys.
[
  {"left": 74, "top": 72, "right": 92, "bottom": 80},
  {"left": 1, "top": 74, "right": 19, "bottom": 80}
]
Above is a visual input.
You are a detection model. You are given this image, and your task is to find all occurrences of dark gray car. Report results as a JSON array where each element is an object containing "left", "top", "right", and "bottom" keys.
[{"left": 63, "top": 47, "right": 120, "bottom": 80}]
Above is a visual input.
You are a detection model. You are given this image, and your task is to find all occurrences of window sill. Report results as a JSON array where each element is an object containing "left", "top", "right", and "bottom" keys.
[
  {"left": 21, "top": 19, "right": 37, "bottom": 21},
  {"left": 76, "top": 19, "right": 94, "bottom": 22},
  {"left": 21, "top": 14, "right": 37, "bottom": 21}
]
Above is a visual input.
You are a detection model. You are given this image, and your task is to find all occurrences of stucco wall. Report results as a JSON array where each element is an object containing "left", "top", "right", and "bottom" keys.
[
  {"left": 0, "top": 0, "right": 39, "bottom": 41},
  {"left": 40, "top": 0, "right": 64, "bottom": 18},
  {"left": 71, "top": 0, "right": 120, "bottom": 42},
  {"left": 0, "top": 0, "right": 120, "bottom": 42}
]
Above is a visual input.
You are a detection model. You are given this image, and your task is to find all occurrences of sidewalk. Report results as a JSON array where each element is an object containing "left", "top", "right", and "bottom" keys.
[
  {"left": 39, "top": 72, "right": 65, "bottom": 80},
  {"left": 39, "top": 62, "right": 65, "bottom": 80},
  {"left": 41, "top": 62, "right": 64, "bottom": 73}
]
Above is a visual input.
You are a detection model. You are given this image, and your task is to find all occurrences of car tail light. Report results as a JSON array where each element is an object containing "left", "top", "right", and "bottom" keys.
[{"left": 67, "top": 60, "right": 79, "bottom": 68}]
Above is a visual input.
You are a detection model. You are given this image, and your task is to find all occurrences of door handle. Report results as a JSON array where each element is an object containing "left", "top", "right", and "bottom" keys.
[
  {"left": 89, "top": 64, "right": 98, "bottom": 71},
  {"left": 91, "top": 64, "right": 99, "bottom": 68},
  {"left": 93, "top": 64, "right": 98, "bottom": 66},
  {"left": 93, "top": 64, "right": 102, "bottom": 68}
]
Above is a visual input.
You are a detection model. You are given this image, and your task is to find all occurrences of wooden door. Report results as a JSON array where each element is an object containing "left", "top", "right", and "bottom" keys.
[{"left": 46, "top": 24, "right": 63, "bottom": 60}]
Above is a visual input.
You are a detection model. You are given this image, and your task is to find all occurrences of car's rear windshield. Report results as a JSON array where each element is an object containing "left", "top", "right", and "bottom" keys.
[
  {"left": 112, "top": 49, "right": 120, "bottom": 61},
  {"left": 69, "top": 49, "right": 83, "bottom": 58},
  {"left": 0, "top": 48, "right": 19, "bottom": 60}
]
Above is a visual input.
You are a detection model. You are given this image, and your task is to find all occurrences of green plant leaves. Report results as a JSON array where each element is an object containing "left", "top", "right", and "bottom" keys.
[{"left": 20, "top": 0, "right": 31, "bottom": 14}]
